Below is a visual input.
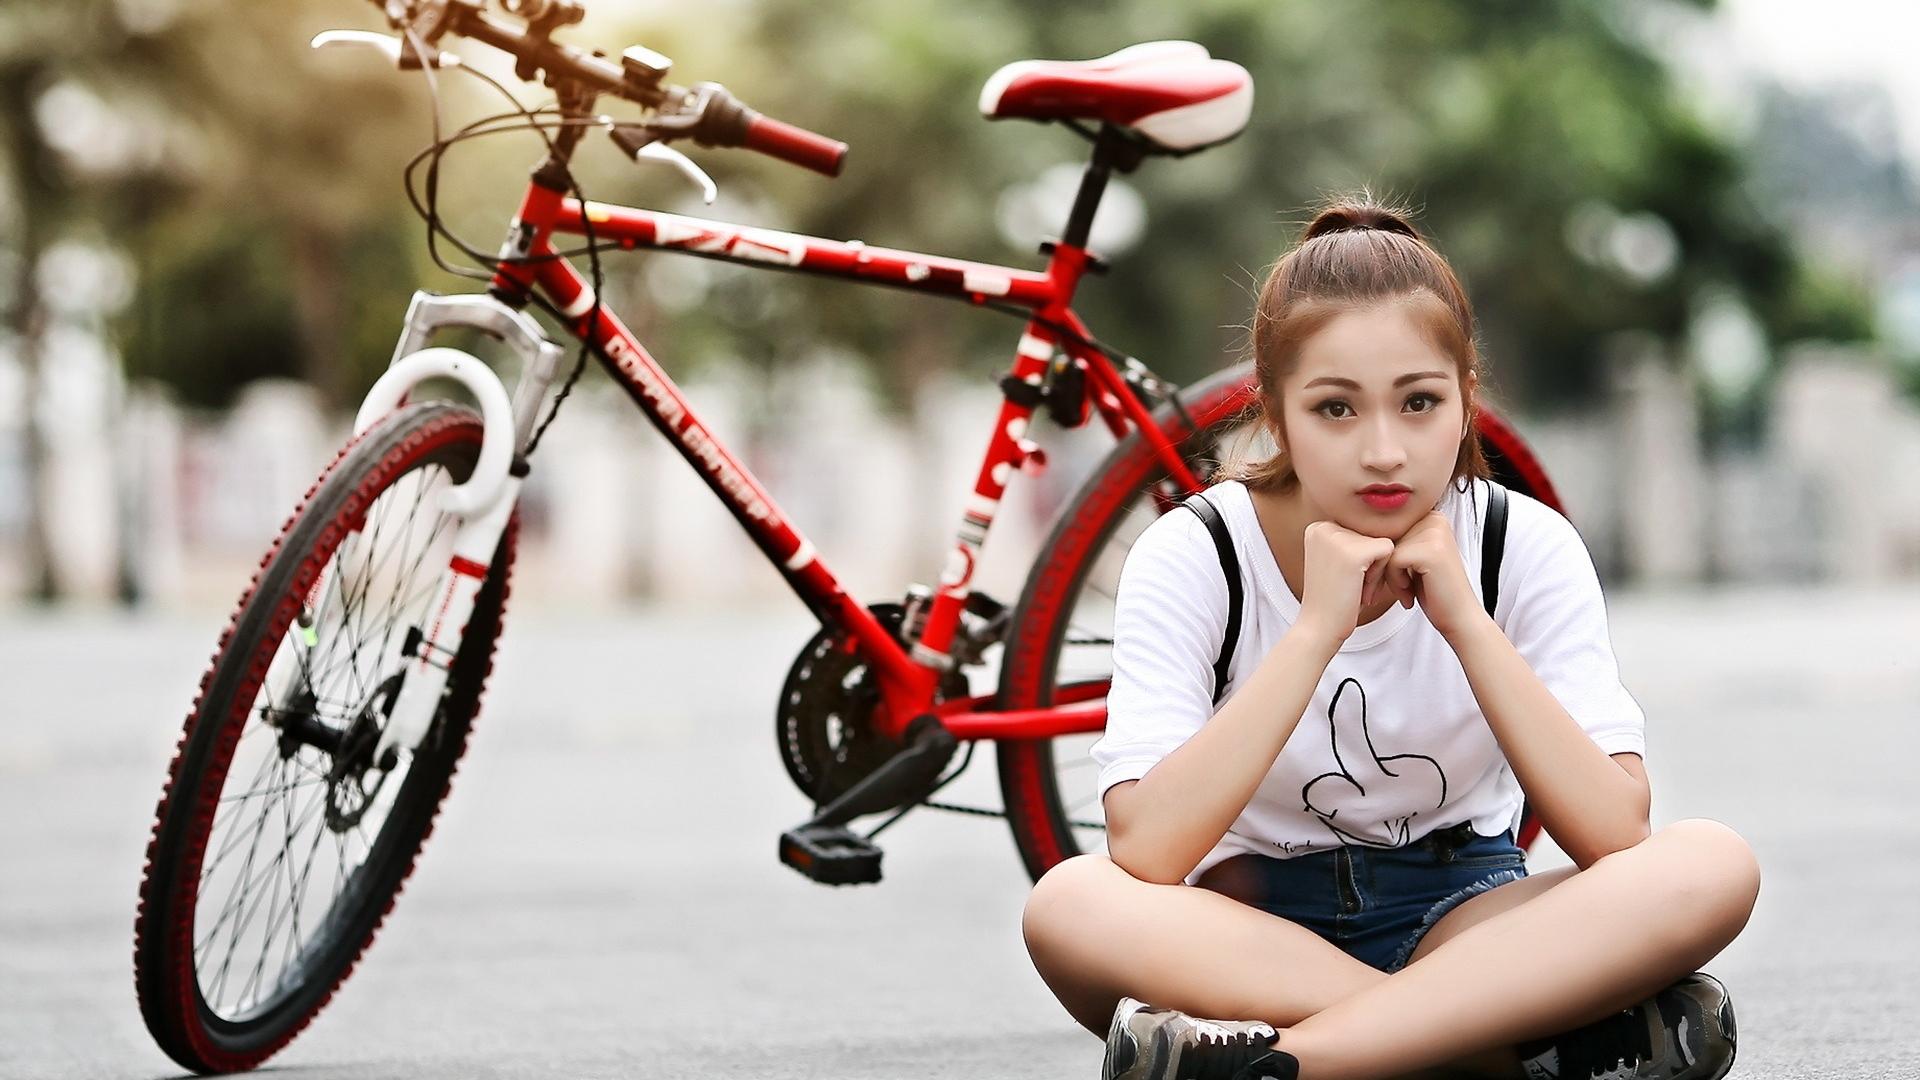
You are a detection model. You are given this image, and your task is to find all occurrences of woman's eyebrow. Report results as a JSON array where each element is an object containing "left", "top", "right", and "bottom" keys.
[{"left": 1302, "top": 370, "right": 1450, "bottom": 390}]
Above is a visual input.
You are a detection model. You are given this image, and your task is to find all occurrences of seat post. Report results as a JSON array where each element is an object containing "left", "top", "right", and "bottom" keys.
[{"left": 1060, "top": 124, "right": 1145, "bottom": 250}]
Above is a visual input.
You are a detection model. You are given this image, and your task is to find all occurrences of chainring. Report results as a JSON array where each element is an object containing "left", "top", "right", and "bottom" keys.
[{"left": 775, "top": 602, "right": 968, "bottom": 806}]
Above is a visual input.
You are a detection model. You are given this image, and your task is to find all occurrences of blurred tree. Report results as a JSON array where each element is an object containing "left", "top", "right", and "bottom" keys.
[
  {"left": 83, "top": 0, "right": 1875, "bottom": 427},
  {"left": 592, "top": 0, "right": 1874, "bottom": 423},
  {"left": 1744, "top": 80, "right": 1919, "bottom": 277},
  {"left": 0, "top": 1, "right": 194, "bottom": 600},
  {"left": 111, "top": 1, "right": 437, "bottom": 408},
  {"left": 1, "top": 0, "right": 433, "bottom": 599},
  {"left": 0, "top": 8, "right": 65, "bottom": 601},
  {"left": 6, "top": 0, "right": 1887, "bottom": 601}
]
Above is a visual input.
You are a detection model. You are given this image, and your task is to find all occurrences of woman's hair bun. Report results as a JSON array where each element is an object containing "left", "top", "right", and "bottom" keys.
[{"left": 1302, "top": 200, "right": 1421, "bottom": 242}]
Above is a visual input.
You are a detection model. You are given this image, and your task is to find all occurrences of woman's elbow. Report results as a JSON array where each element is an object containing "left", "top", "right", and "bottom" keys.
[
  {"left": 1102, "top": 783, "right": 1195, "bottom": 886},
  {"left": 1104, "top": 828, "right": 1192, "bottom": 886}
]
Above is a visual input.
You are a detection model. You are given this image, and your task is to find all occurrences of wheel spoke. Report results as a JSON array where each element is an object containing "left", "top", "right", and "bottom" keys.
[
  {"left": 137, "top": 408, "right": 516, "bottom": 1075},
  {"left": 1008, "top": 407, "right": 1258, "bottom": 871},
  {"left": 187, "top": 446, "right": 472, "bottom": 1021}
]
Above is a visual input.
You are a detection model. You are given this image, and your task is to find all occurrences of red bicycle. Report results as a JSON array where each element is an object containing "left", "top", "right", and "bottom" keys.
[{"left": 133, "top": 0, "right": 1572, "bottom": 1071}]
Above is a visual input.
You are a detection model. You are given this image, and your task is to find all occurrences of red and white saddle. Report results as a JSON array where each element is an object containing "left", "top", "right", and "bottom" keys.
[{"left": 978, "top": 41, "right": 1253, "bottom": 153}]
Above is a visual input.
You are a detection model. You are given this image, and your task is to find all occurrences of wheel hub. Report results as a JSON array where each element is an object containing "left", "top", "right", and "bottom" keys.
[{"left": 323, "top": 673, "right": 403, "bottom": 832}]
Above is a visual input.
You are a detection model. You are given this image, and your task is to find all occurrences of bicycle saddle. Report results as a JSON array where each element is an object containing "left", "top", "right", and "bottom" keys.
[{"left": 978, "top": 41, "right": 1253, "bottom": 153}]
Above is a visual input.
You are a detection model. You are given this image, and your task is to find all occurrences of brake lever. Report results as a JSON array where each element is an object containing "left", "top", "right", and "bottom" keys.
[
  {"left": 608, "top": 124, "right": 717, "bottom": 204},
  {"left": 637, "top": 142, "right": 717, "bottom": 204},
  {"left": 310, "top": 29, "right": 461, "bottom": 69}
]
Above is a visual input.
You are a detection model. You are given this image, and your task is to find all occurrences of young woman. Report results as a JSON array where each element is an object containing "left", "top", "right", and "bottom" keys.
[{"left": 1020, "top": 199, "right": 1761, "bottom": 1080}]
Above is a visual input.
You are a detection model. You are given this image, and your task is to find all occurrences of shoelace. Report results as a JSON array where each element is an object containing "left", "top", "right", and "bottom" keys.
[
  {"left": 1189, "top": 1018, "right": 1278, "bottom": 1047},
  {"left": 1561, "top": 1005, "right": 1656, "bottom": 1080},
  {"left": 1179, "top": 1018, "right": 1282, "bottom": 1080}
]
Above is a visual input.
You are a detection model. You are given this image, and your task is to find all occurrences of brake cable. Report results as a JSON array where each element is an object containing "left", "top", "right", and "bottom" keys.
[{"left": 394, "top": 25, "right": 613, "bottom": 458}]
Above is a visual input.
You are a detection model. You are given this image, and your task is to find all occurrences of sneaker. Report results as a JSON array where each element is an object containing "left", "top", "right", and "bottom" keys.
[
  {"left": 1101, "top": 995, "right": 1300, "bottom": 1080},
  {"left": 1516, "top": 972, "right": 1737, "bottom": 1080}
]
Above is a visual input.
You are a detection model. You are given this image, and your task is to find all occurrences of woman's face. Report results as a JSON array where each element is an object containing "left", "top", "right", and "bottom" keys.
[{"left": 1273, "top": 300, "right": 1471, "bottom": 540}]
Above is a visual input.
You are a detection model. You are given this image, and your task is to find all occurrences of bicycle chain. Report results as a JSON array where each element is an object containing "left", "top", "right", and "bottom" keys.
[{"left": 919, "top": 799, "right": 1105, "bottom": 831}]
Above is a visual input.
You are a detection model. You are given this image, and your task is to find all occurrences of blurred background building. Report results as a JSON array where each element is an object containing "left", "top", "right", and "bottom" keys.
[{"left": 4, "top": 0, "right": 1919, "bottom": 613}]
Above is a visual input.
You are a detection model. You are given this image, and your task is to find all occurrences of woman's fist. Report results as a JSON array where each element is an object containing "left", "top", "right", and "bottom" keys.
[
  {"left": 1296, "top": 519, "right": 1397, "bottom": 646},
  {"left": 1295, "top": 512, "right": 1484, "bottom": 646},
  {"left": 1377, "top": 511, "right": 1483, "bottom": 640}
]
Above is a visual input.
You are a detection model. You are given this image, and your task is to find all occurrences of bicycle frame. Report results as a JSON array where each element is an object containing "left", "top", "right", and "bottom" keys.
[{"left": 484, "top": 173, "right": 1210, "bottom": 747}]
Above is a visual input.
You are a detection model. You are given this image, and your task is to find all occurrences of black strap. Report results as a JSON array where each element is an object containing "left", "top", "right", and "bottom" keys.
[
  {"left": 1481, "top": 480, "right": 1508, "bottom": 618},
  {"left": 1175, "top": 493, "right": 1241, "bottom": 706},
  {"left": 1180, "top": 481, "right": 1511, "bottom": 707}
]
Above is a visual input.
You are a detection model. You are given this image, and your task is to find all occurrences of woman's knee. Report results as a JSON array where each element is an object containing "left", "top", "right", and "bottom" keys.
[
  {"left": 1022, "top": 853, "right": 1123, "bottom": 954},
  {"left": 1648, "top": 818, "right": 1762, "bottom": 930}
]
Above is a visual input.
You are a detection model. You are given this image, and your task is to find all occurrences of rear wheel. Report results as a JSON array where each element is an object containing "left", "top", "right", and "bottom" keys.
[
  {"left": 134, "top": 401, "right": 516, "bottom": 1073},
  {"left": 995, "top": 362, "right": 1566, "bottom": 882}
]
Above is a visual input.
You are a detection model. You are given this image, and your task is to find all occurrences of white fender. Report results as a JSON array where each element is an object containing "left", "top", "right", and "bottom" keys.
[{"left": 354, "top": 347, "right": 515, "bottom": 515}]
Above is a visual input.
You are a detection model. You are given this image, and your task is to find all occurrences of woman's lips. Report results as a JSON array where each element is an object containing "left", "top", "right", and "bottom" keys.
[{"left": 1359, "top": 489, "right": 1411, "bottom": 510}]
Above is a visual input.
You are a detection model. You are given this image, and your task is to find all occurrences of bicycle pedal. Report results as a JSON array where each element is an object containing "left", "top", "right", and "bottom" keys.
[{"left": 779, "top": 823, "right": 883, "bottom": 886}]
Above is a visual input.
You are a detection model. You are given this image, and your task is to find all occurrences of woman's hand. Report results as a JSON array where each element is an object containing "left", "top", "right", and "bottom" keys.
[
  {"left": 1296, "top": 520, "right": 1397, "bottom": 647},
  {"left": 1370, "top": 511, "right": 1485, "bottom": 641},
  {"left": 1297, "top": 513, "right": 1486, "bottom": 646}
]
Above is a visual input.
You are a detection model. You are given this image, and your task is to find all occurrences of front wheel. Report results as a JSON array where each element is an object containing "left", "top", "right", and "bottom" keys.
[
  {"left": 995, "top": 361, "right": 1565, "bottom": 882},
  {"left": 134, "top": 401, "right": 517, "bottom": 1074}
]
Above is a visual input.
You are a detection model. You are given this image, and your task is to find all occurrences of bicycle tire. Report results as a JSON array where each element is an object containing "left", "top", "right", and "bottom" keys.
[
  {"left": 995, "top": 361, "right": 1561, "bottom": 882},
  {"left": 134, "top": 400, "right": 517, "bottom": 1074}
]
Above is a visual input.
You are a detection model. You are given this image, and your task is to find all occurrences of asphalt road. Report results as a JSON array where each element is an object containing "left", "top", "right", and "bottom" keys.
[{"left": 2, "top": 582, "right": 1916, "bottom": 1079}]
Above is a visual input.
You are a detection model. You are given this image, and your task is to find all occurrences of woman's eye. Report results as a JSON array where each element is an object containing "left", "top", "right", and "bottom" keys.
[{"left": 1313, "top": 393, "right": 1442, "bottom": 420}]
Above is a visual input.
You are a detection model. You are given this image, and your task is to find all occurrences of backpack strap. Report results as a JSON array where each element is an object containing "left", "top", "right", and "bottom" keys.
[
  {"left": 1175, "top": 492, "right": 1240, "bottom": 706},
  {"left": 1175, "top": 480, "right": 1509, "bottom": 707},
  {"left": 1480, "top": 480, "right": 1508, "bottom": 620}
]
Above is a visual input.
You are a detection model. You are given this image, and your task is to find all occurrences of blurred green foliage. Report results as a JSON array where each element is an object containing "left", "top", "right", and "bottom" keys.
[{"left": 4, "top": 0, "right": 1886, "bottom": 423}]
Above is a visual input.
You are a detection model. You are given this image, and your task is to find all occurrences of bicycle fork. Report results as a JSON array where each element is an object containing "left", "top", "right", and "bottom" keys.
[{"left": 265, "top": 291, "right": 566, "bottom": 764}]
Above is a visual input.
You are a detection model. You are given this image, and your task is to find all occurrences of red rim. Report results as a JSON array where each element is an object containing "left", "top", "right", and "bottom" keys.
[
  {"left": 133, "top": 404, "right": 516, "bottom": 1073},
  {"left": 997, "top": 362, "right": 1260, "bottom": 881}
]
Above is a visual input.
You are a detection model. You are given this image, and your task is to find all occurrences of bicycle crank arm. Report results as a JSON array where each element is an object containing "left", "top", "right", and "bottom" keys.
[
  {"left": 805, "top": 714, "right": 958, "bottom": 829},
  {"left": 778, "top": 715, "right": 958, "bottom": 886}
]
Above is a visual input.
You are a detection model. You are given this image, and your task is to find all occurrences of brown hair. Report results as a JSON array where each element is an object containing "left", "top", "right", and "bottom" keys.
[{"left": 1223, "top": 195, "right": 1492, "bottom": 497}]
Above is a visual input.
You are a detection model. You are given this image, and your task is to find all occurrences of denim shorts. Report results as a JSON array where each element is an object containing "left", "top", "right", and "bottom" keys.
[{"left": 1193, "top": 822, "right": 1529, "bottom": 973}]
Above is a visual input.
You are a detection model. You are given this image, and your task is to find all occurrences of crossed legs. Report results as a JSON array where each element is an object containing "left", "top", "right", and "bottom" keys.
[{"left": 1022, "top": 818, "right": 1761, "bottom": 1080}]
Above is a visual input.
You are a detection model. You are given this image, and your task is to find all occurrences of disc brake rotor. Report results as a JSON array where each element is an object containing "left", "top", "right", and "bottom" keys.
[{"left": 324, "top": 673, "right": 403, "bottom": 832}]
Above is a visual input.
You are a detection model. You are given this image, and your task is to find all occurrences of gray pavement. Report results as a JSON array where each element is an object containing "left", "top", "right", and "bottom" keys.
[{"left": 2, "top": 583, "right": 1916, "bottom": 1078}]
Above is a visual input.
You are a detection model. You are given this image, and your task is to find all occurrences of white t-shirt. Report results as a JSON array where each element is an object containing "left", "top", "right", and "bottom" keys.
[{"left": 1090, "top": 477, "right": 1646, "bottom": 886}]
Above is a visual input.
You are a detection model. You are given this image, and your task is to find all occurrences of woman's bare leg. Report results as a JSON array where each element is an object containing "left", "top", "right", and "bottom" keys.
[
  {"left": 1023, "top": 852, "right": 1519, "bottom": 1078},
  {"left": 1271, "top": 819, "right": 1761, "bottom": 1080}
]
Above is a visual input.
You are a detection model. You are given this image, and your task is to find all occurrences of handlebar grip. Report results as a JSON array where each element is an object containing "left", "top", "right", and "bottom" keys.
[{"left": 742, "top": 114, "right": 847, "bottom": 177}]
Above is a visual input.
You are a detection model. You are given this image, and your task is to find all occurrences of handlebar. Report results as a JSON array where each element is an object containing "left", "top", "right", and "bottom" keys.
[
  {"left": 374, "top": 0, "right": 847, "bottom": 176},
  {"left": 743, "top": 114, "right": 847, "bottom": 177},
  {"left": 644, "top": 81, "right": 848, "bottom": 177}
]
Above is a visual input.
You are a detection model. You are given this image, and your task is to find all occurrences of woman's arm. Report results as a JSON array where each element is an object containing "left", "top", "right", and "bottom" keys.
[
  {"left": 1104, "top": 621, "right": 1342, "bottom": 885},
  {"left": 1444, "top": 609, "right": 1652, "bottom": 868}
]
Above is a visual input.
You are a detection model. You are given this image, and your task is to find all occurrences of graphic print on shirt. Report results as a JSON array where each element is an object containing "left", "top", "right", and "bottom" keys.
[{"left": 1300, "top": 677, "right": 1449, "bottom": 848}]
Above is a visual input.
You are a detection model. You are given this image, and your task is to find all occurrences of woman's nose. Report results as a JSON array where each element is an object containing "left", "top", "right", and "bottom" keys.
[{"left": 1360, "top": 420, "right": 1407, "bottom": 470}]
